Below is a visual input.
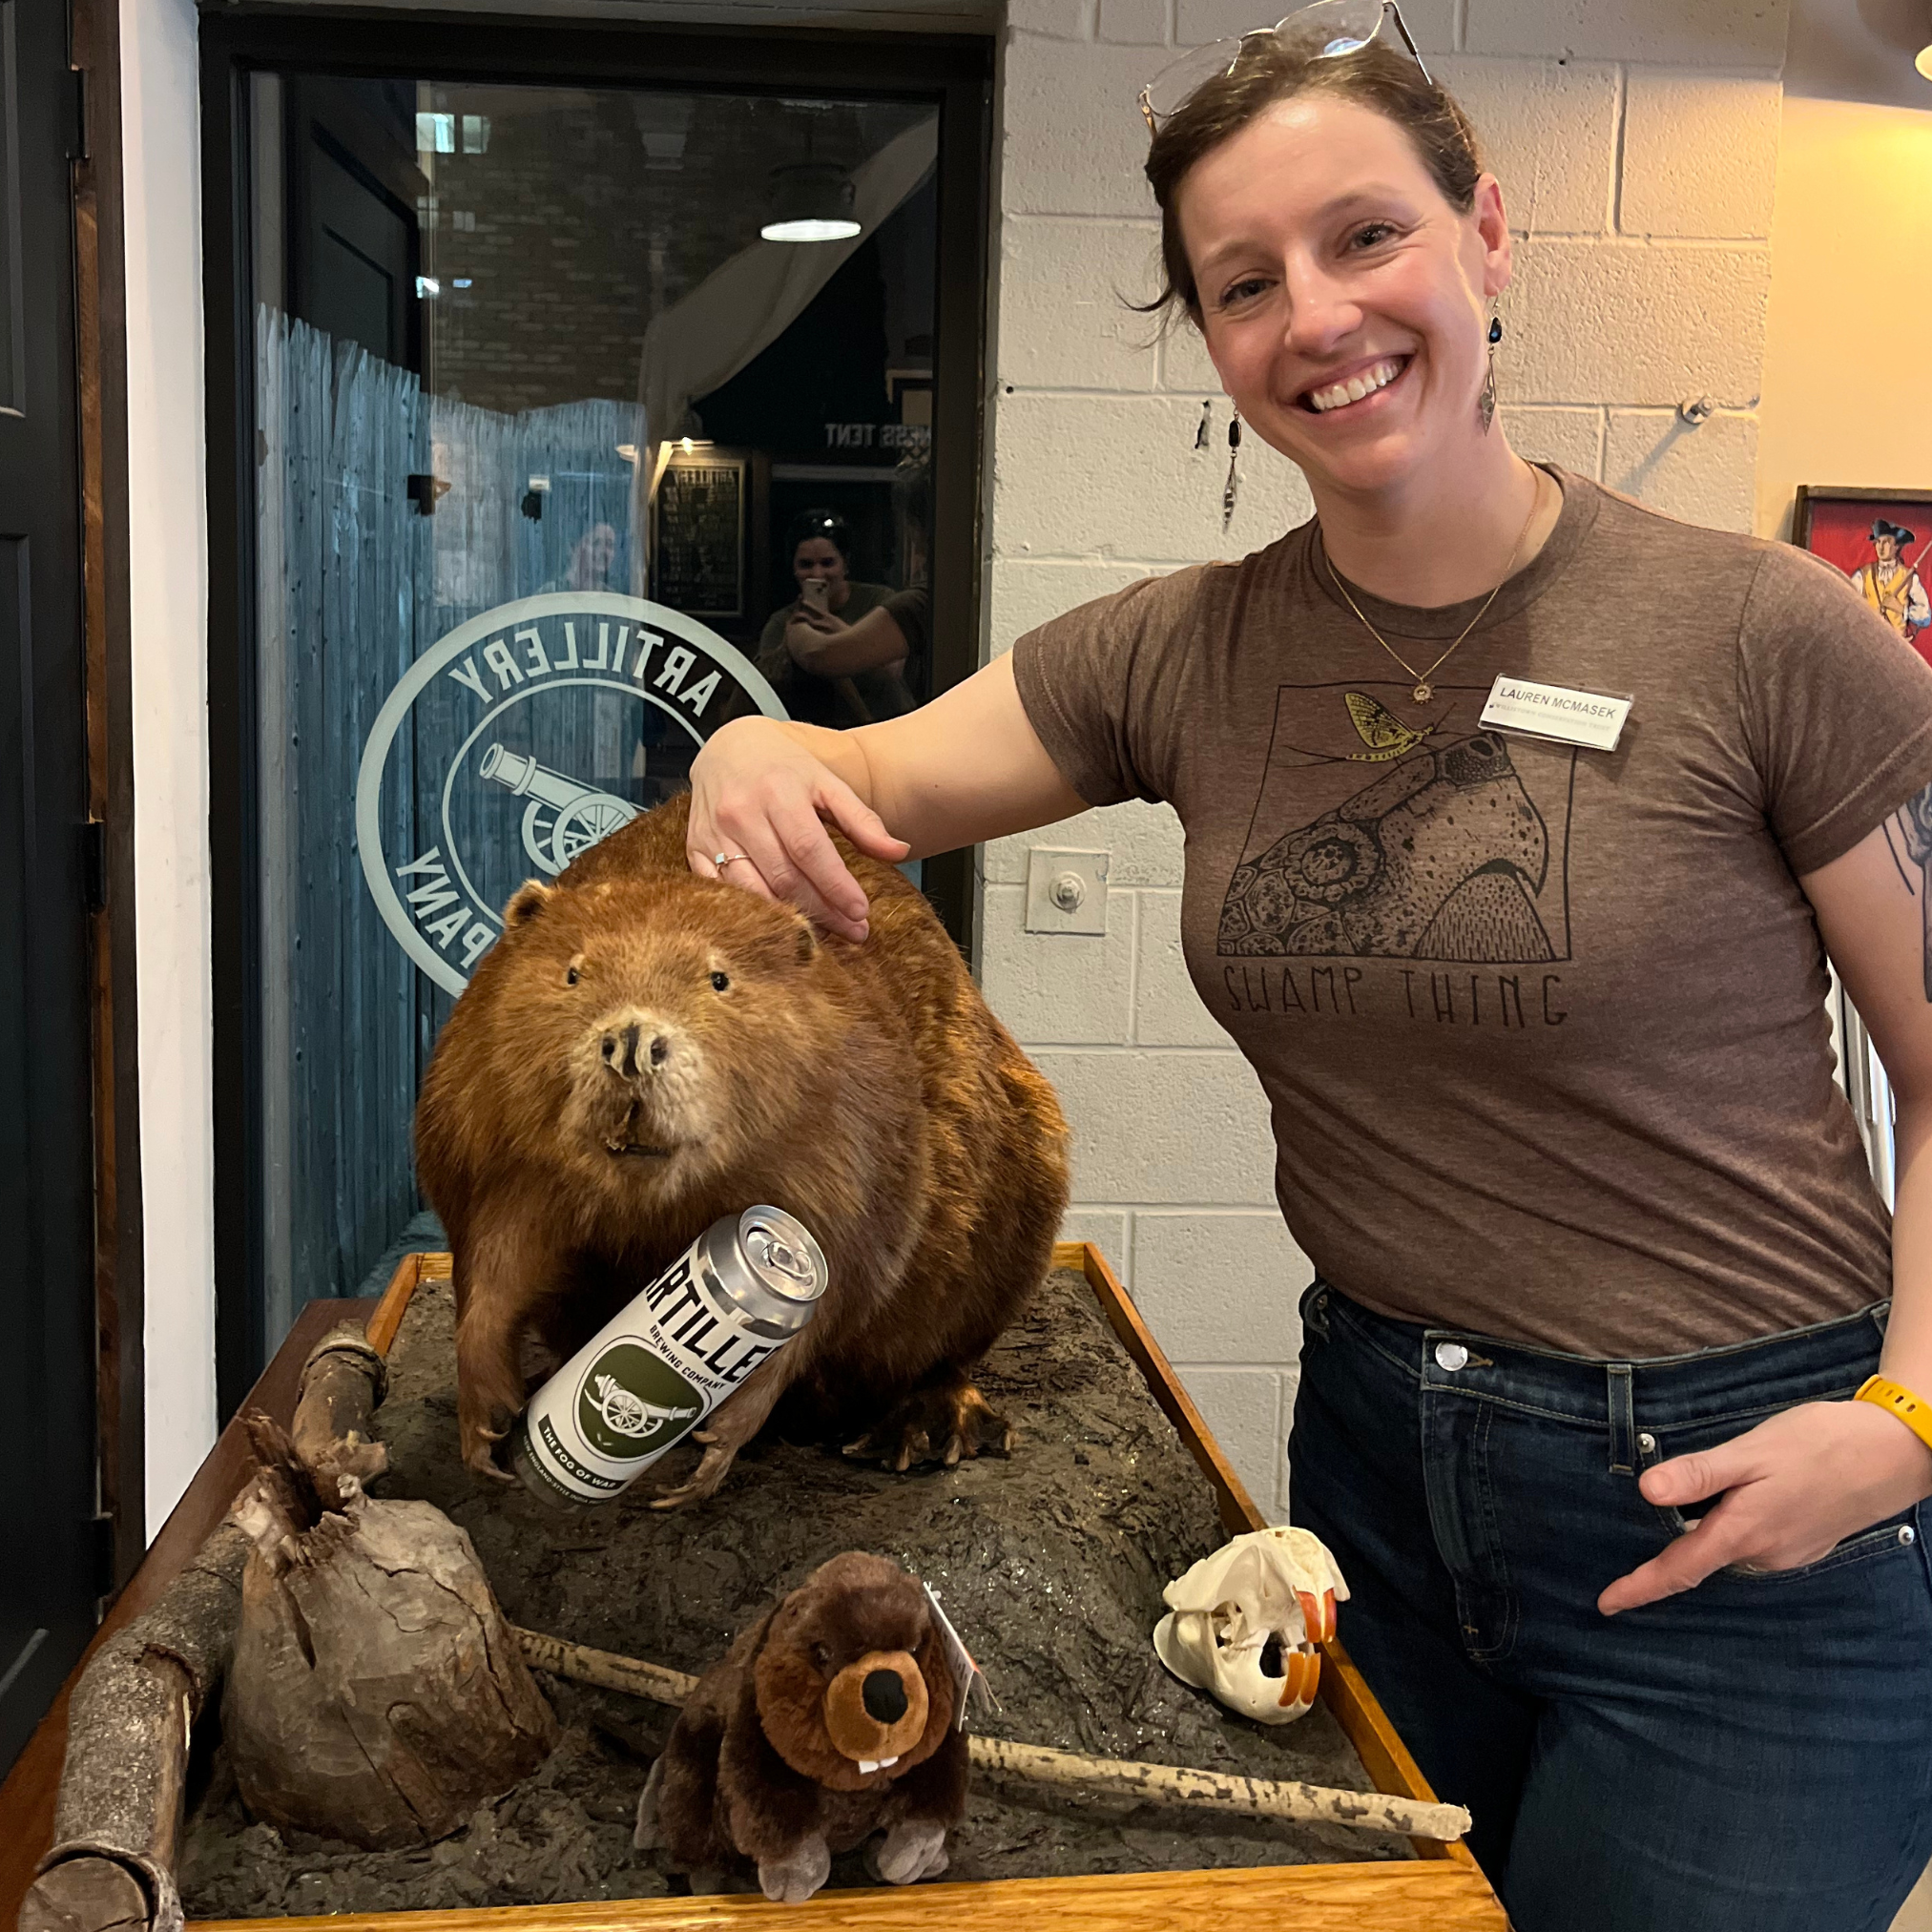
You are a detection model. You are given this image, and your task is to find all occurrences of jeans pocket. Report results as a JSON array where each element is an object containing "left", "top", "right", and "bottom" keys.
[{"left": 1638, "top": 1431, "right": 1921, "bottom": 1584}]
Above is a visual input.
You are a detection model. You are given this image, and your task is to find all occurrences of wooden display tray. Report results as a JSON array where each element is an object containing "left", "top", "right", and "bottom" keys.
[{"left": 0, "top": 1243, "right": 1508, "bottom": 1931}]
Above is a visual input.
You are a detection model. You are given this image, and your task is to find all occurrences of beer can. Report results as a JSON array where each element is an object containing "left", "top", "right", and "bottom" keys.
[{"left": 506, "top": 1206, "right": 826, "bottom": 1506}]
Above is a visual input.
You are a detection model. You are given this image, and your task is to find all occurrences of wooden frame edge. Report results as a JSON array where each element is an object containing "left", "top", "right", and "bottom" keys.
[
  {"left": 190, "top": 1858, "right": 1506, "bottom": 1932},
  {"left": 365, "top": 1251, "right": 426, "bottom": 1356}
]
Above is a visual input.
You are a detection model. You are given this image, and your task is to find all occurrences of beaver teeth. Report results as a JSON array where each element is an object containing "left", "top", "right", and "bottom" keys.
[{"left": 857, "top": 1755, "right": 900, "bottom": 1774}]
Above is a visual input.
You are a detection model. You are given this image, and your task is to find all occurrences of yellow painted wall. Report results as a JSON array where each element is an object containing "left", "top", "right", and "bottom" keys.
[{"left": 1755, "top": 93, "right": 1932, "bottom": 540}]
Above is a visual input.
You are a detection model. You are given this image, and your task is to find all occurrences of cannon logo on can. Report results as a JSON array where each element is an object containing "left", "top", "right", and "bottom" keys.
[
  {"left": 357, "top": 593, "right": 786, "bottom": 996},
  {"left": 575, "top": 1341, "right": 705, "bottom": 1460}
]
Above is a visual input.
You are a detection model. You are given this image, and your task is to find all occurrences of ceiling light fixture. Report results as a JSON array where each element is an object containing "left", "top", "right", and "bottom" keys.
[
  {"left": 760, "top": 163, "right": 860, "bottom": 243},
  {"left": 1918, "top": 38, "right": 1932, "bottom": 78}
]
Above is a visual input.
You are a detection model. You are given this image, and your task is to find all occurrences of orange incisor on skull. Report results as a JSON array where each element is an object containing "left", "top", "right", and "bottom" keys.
[
  {"left": 1297, "top": 1587, "right": 1338, "bottom": 1645},
  {"left": 1279, "top": 1649, "right": 1321, "bottom": 1708},
  {"left": 821, "top": 1650, "right": 929, "bottom": 1762}
]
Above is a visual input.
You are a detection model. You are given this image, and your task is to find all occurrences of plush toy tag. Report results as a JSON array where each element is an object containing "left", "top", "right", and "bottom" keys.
[{"left": 922, "top": 1583, "right": 997, "bottom": 1730}]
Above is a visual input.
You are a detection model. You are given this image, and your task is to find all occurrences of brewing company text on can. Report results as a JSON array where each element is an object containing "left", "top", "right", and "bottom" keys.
[{"left": 506, "top": 1206, "right": 827, "bottom": 1505}]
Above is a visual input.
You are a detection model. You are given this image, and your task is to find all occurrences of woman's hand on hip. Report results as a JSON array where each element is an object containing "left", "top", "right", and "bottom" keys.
[
  {"left": 1597, "top": 1398, "right": 1932, "bottom": 1614},
  {"left": 687, "top": 717, "right": 908, "bottom": 944}
]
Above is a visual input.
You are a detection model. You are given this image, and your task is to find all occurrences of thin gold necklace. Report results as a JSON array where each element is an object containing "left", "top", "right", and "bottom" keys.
[{"left": 1324, "top": 471, "right": 1546, "bottom": 704}]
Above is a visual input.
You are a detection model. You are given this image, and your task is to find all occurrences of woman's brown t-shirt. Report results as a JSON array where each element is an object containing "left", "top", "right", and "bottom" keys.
[{"left": 1011, "top": 470, "right": 1932, "bottom": 1358}]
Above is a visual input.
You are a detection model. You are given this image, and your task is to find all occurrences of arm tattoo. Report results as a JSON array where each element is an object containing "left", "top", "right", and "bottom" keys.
[{"left": 1889, "top": 783, "right": 1932, "bottom": 1000}]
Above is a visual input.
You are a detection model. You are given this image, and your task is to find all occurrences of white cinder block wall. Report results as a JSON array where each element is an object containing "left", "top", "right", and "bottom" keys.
[{"left": 980, "top": 0, "right": 1788, "bottom": 1516}]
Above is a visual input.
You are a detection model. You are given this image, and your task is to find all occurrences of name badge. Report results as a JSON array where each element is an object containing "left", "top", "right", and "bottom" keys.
[{"left": 1480, "top": 675, "right": 1631, "bottom": 752}]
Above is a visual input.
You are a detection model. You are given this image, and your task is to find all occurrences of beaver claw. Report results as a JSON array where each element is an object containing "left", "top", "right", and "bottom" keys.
[
  {"left": 843, "top": 1382, "right": 1013, "bottom": 1473},
  {"left": 463, "top": 1434, "right": 521, "bottom": 1485},
  {"left": 648, "top": 1434, "right": 742, "bottom": 1510}
]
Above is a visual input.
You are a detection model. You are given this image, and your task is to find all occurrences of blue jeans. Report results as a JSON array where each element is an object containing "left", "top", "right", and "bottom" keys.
[{"left": 1289, "top": 1280, "right": 1932, "bottom": 1932}]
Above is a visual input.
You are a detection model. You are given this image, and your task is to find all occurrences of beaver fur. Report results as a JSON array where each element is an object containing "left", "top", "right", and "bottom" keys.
[
  {"left": 633, "top": 1550, "right": 968, "bottom": 1901},
  {"left": 414, "top": 792, "right": 1070, "bottom": 1502}
]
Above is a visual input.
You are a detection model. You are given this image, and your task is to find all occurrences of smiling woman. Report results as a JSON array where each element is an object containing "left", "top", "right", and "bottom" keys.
[{"left": 685, "top": 16, "right": 1932, "bottom": 1932}]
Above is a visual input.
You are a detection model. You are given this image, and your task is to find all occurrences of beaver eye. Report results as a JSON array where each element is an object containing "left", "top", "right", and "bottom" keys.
[
  {"left": 565, "top": 966, "right": 580, "bottom": 987},
  {"left": 809, "top": 1642, "right": 831, "bottom": 1672},
  {"left": 710, "top": 970, "right": 730, "bottom": 992}
]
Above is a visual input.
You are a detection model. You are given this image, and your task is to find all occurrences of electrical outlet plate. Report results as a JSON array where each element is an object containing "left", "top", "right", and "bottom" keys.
[{"left": 1024, "top": 848, "right": 1110, "bottom": 936}]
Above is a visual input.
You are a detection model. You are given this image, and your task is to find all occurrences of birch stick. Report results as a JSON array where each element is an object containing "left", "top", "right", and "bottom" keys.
[{"left": 509, "top": 1626, "right": 1470, "bottom": 1843}]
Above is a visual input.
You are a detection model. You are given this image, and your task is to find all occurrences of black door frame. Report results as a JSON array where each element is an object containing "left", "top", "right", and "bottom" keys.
[
  {"left": 199, "top": 6, "right": 994, "bottom": 1415},
  {"left": 0, "top": 0, "right": 135, "bottom": 1770}
]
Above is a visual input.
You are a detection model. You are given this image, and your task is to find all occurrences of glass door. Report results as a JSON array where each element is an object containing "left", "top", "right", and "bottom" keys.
[{"left": 207, "top": 20, "right": 988, "bottom": 1388}]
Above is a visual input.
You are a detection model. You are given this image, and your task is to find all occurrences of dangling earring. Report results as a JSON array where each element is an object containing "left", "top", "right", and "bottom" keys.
[
  {"left": 1479, "top": 311, "right": 1503, "bottom": 434},
  {"left": 1223, "top": 408, "right": 1242, "bottom": 529}
]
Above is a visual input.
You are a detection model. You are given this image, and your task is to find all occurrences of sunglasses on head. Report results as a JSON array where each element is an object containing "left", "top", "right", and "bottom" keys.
[{"left": 1139, "top": 0, "right": 1432, "bottom": 135}]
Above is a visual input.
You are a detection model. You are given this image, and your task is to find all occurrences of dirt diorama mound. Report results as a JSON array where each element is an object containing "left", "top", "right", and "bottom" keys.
[{"left": 178, "top": 1266, "right": 1406, "bottom": 1917}]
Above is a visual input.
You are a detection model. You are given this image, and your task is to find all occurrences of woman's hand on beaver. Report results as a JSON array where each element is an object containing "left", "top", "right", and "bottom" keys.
[
  {"left": 1596, "top": 1396, "right": 1932, "bottom": 1613},
  {"left": 689, "top": 717, "right": 908, "bottom": 944}
]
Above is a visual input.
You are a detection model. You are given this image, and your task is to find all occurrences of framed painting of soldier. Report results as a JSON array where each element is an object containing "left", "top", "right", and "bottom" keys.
[{"left": 1793, "top": 487, "right": 1932, "bottom": 670}]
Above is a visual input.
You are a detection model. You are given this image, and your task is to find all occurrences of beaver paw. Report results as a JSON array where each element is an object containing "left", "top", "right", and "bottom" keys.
[
  {"left": 648, "top": 1431, "right": 741, "bottom": 1510},
  {"left": 843, "top": 1383, "right": 1014, "bottom": 1473},
  {"left": 757, "top": 1837, "right": 831, "bottom": 1904},
  {"left": 865, "top": 1818, "right": 949, "bottom": 1886},
  {"left": 463, "top": 1435, "right": 520, "bottom": 1485}
]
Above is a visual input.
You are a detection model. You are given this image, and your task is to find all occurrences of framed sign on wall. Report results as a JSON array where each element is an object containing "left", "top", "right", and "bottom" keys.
[
  {"left": 652, "top": 452, "right": 749, "bottom": 619},
  {"left": 1793, "top": 486, "right": 1932, "bottom": 669}
]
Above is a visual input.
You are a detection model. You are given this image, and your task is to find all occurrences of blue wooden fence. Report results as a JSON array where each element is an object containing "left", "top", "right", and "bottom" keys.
[{"left": 255, "top": 307, "right": 645, "bottom": 1342}]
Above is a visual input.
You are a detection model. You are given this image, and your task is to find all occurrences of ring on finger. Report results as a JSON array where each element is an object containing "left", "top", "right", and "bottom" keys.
[{"left": 713, "top": 851, "right": 752, "bottom": 869}]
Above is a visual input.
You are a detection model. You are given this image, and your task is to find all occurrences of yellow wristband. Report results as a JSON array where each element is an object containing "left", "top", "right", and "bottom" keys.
[{"left": 1855, "top": 1374, "right": 1932, "bottom": 1459}]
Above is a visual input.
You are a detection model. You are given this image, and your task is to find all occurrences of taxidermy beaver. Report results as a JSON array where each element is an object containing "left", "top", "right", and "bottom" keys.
[
  {"left": 415, "top": 791, "right": 1070, "bottom": 1504},
  {"left": 634, "top": 1550, "right": 969, "bottom": 1901}
]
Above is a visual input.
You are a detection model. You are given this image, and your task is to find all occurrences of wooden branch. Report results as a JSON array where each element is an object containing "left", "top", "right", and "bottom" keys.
[
  {"left": 514, "top": 1628, "right": 698, "bottom": 1707},
  {"left": 289, "top": 1329, "right": 388, "bottom": 1497},
  {"left": 25, "top": 1521, "right": 252, "bottom": 1932},
  {"left": 966, "top": 1737, "right": 1469, "bottom": 1843},
  {"left": 509, "top": 1628, "right": 1470, "bottom": 1844},
  {"left": 16, "top": 1856, "right": 150, "bottom": 1932}
]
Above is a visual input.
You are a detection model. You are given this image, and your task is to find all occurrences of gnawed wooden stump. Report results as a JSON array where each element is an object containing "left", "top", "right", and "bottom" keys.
[{"left": 224, "top": 1415, "right": 556, "bottom": 1850}]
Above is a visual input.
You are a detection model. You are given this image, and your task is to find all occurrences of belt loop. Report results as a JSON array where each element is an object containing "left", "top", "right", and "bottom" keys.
[
  {"left": 1871, "top": 1299, "right": 1892, "bottom": 1341},
  {"left": 1300, "top": 1279, "right": 1331, "bottom": 1340},
  {"left": 1607, "top": 1363, "right": 1635, "bottom": 1474}
]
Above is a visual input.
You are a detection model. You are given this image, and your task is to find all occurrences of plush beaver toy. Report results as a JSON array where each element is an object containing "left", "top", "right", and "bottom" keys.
[
  {"left": 634, "top": 1550, "right": 969, "bottom": 1901},
  {"left": 415, "top": 791, "right": 1070, "bottom": 1501}
]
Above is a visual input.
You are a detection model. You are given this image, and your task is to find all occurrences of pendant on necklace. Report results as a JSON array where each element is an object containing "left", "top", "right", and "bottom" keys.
[{"left": 1413, "top": 683, "right": 1434, "bottom": 704}]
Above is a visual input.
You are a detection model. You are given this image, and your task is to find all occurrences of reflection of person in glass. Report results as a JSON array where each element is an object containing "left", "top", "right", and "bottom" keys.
[
  {"left": 757, "top": 509, "right": 913, "bottom": 728},
  {"left": 569, "top": 520, "right": 622, "bottom": 592},
  {"left": 789, "top": 586, "right": 930, "bottom": 696},
  {"left": 539, "top": 521, "right": 623, "bottom": 595}
]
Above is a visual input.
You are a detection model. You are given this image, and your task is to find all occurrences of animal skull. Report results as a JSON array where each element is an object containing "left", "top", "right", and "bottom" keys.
[{"left": 1152, "top": 1527, "right": 1348, "bottom": 1725}]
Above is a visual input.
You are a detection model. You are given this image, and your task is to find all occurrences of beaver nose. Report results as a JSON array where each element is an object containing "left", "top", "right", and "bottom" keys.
[
  {"left": 862, "top": 1669, "right": 908, "bottom": 1724},
  {"left": 600, "top": 1023, "right": 671, "bottom": 1079}
]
